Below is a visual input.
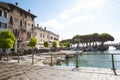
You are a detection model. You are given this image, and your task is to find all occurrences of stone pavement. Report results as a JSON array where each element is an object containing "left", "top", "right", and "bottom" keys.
[{"left": 0, "top": 61, "right": 120, "bottom": 80}]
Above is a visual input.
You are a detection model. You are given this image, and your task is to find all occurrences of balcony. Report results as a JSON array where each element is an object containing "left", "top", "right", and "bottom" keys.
[
  {"left": 31, "top": 27, "right": 34, "bottom": 32},
  {"left": 0, "top": 27, "right": 7, "bottom": 31},
  {"left": 0, "top": 16, "right": 8, "bottom": 23},
  {"left": 9, "top": 24, "right": 13, "bottom": 28},
  {"left": 21, "top": 26, "right": 27, "bottom": 31}
]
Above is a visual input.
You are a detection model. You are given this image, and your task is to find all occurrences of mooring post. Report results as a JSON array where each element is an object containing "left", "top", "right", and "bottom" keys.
[
  {"left": 111, "top": 54, "right": 116, "bottom": 70},
  {"left": 17, "top": 52, "right": 20, "bottom": 63},
  {"left": 32, "top": 52, "right": 34, "bottom": 65},
  {"left": 50, "top": 51, "right": 53, "bottom": 66},
  {"left": 111, "top": 54, "right": 117, "bottom": 75},
  {"left": 75, "top": 53, "right": 79, "bottom": 68}
]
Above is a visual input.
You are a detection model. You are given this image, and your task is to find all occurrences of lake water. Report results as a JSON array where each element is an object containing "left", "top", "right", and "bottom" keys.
[{"left": 61, "top": 48, "right": 120, "bottom": 69}]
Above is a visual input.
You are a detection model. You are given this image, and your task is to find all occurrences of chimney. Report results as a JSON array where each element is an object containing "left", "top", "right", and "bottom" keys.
[
  {"left": 28, "top": 9, "right": 30, "bottom": 12},
  {"left": 15, "top": 2, "right": 18, "bottom": 6},
  {"left": 37, "top": 24, "right": 39, "bottom": 27}
]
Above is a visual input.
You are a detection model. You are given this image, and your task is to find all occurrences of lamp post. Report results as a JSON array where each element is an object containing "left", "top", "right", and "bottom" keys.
[
  {"left": 49, "top": 41, "right": 53, "bottom": 66},
  {"left": 17, "top": 38, "right": 22, "bottom": 63},
  {"left": 48, "top": 34, "right": 53, "bottom": 66}
]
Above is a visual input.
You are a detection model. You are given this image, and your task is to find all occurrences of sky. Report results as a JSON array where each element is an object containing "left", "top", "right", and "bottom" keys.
[{"left": 1, "top": 0, "right": 120, "bottom": 43}]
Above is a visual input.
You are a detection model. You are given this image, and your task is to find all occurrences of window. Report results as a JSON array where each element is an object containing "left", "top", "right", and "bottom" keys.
[
  {"left": 0, "top": 10, "right": 2, "bottom": 16},
  {"left": 34, "top": 32, "right": 36, "bottom": 36},
  {"left": 0, "top": 22, "right": 1, "bottom": 28},
  {"left": 51, "top": 37, "right": 53, "bottom": 39},
  {"left": 28, "top": 23, "right": 30, "bottom": 26},
  {"left": 20, "top": 20, "right": 22, "bottom": 26},
  {"left": 32, "top": 17, "right": 34, "bottom": 21},
  {"left": 32, "top": 24, "right": 33, "bottom": 27},
  {"left": 10, "top": 16, "right": 13, "bottom": 24},
  {"left": 25, "top": 21, "right": 26, "bottom": 26},
  {"left": 10, "top": 7, "right": 13, "bottom": 12},
  {"left": 4, "top": 12, "right": 7, "bottom": 18},
  {"left": 13, "top": 29, "right": 19, "bottom": 36},
  {"left": 43, "top": 34, "right": 45, "bottom": 38},
  {"left": 40, "top": 33, "right": 42, "bottom": 37},
  {"left": 25, "top": 14, "right": 27, "bottom": 18},
  {"left": 15, "top": 18, "right": 19, "bottom": 23},
  {"left": 4, "top": 23, "right": 7, "bottom": 28},
  {"left": 1, "top": 23, "right": 7, "bottom": 29},
  {"left": 20, "top": 12, "right": 22, "bottom": 16},
  {"left": 47, "top": 35, "right": 49, "bottom": 39},
  {"left": 27, "top": 32, "right": 31, "bottom": 39}
]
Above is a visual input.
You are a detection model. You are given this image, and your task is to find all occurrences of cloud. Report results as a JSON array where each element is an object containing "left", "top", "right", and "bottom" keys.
[
  {"left": 39, "top": 18, "right": 66, "bottom": 29},
  {"left": 99, "top": 24, "right": 112, "bottom": 28},
  {"left": 39, "top": 0, "right": 106, "bottom": 30},
  {"left": 69, "top": 14, "right": 93, "bottom": 25}
]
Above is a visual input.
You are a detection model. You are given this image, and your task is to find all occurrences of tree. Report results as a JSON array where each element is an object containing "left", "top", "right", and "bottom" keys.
[
  {"left": 44, "top": 41, "right": 49, "bottom": 48},
  {"left": 28, "top": 38, "right": 37, "bottom": 48},
  {"left": 66, "top": 42, "right": 70, "bottom": 48},
  {"left": 99, "top": 33, "right": 114, "bottom": 45},
  {"left": 59, "top": 42, "right": 63, "bottom": 47},
  {"left": 0, "top": 30, "right": 15, "bottom": 60},
  {"left": 52, "top": 41, "right": 57, "bottom": 50},
  {"left": 28, "top": 38, "right": 37, "bottom": 64}
]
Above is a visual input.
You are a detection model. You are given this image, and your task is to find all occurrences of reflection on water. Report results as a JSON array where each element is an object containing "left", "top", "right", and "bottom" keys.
[{"left": 61, "top": 50, "right": 120, "bottom": 69}]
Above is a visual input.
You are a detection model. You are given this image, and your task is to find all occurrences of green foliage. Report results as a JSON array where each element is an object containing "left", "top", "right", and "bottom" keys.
[
  {"left": 59, "top": 42, "right": 63, "bottom": 47},
  {"left": 71, "top": 33, "right": 114, "bottom": 44},
  {"left": 61, "top": 33, "right": 114, "bottom": 47},
  {"left": 0, "top": 30, "right": 15, "bottom": 48},
  {"left": 44, "top": 41, "right": 49, "bottom": 48},
  {"left": 52, "top": 41, "right": 57, "bottom": 49},
  {"left": 63, "top": 42, "right": 70, "bottom": 48},
  {"left": 28, "top": 38, "right": 37, "bottom": 48},
  {"left": 66, "top": 43, "right": 70, "bottom": 48}
]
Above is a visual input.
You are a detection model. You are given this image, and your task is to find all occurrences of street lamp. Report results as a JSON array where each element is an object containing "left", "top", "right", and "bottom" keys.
[
  {"left": 17, "top": 38, "right": 22, "bottom": 63},
  {"left": 49, "top": 41, "right": 53, "bottom": 66},
  {"left": 48, "top": 35, "right": 53, "bottom": 66}
]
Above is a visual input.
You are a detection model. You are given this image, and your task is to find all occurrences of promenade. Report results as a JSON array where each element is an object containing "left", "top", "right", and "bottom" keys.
[{"left": 0, "top": 61, "right": 120, "bottom": 80}]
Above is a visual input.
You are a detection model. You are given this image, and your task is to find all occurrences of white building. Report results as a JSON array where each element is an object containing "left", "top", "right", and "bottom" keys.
[{"left": 34, "top": 26, "right": 59, "bottom": 49}]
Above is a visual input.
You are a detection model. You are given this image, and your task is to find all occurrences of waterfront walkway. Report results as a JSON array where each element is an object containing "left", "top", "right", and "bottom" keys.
[{"left": 0, "top": 61, "right": 120, "bottom": 80}]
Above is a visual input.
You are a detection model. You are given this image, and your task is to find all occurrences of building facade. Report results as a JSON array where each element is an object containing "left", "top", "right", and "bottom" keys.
[
  {"left": 0, "top": 2, "right": 36, "bottom": 52},
  {"left": 0, "top": 2, "right": 59, "bottom": 51},
  {"left": 34, "top": 26, "right": 59, "bottom": 49},
  {"left": 0, "top": 2, "right": 10, "bottom": 31},
  {"left": 8, "top": 2, "right": 36, "bottom": 52}
]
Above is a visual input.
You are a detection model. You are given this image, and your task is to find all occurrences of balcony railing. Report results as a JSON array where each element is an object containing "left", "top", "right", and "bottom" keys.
[
  {"left": 21, "top": 26, "right": 27, "bottom": 31},
  {"left": 9, "top": 24, "right": 13, "bottom": 28}
]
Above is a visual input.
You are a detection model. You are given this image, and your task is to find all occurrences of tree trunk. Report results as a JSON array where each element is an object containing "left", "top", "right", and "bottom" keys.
[{"left": 0, "top": 52, "right": 3, "bottom": 60}]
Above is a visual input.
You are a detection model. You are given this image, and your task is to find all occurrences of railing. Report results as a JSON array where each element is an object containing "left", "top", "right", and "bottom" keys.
[
  {"left": 9, "top": 24, "right": 13, "bottom": 28},
  {"left": 1, "top": 51, "right": 120, "bottom": 75},
  {"left": 21, "top": 26, "right": 27, "bottom": 31},
  {"left": 41, "top": 53, "right": 120, "bottom": 75}
]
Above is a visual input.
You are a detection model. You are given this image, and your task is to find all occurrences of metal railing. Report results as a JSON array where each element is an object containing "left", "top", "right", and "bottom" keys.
[
  {"left": 1, "top": 51, "right": 120, "bottom": 75},
  {"left": 42, "top": 53, "right": 120, "bottom": 75}
]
